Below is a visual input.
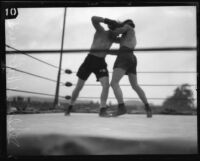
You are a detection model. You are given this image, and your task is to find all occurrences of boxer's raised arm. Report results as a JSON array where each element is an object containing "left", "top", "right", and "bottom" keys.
[
  {"left": 113, "top": 37, "right": 120, "bottom": 44},
  {"left": 112, "top": 24, "right": 130, "bottom": 36},
  {"left": 91, "top": 16, "right": 105, "bottom": 32}
]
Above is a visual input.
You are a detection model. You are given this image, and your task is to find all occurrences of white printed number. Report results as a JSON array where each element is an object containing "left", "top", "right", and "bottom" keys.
[{"left": 5, "top": 8, "right": 18, "bottom": 19}]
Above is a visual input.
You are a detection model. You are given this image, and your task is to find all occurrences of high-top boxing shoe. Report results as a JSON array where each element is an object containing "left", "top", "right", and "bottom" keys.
[
  {"left": 99, "top": 107, "right": 113, "bottom": 117},
  {"left": 145, "top": 104, "right": 152, "bottom": 118},
  {"left": 64, "top": 105, "right": 73, "bottom": 116},
  {"left": 112, "top": 103, "right": 127, "bottom": 117}
]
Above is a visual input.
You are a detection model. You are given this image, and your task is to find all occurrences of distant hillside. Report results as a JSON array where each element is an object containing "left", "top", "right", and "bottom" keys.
[
  {"left": 7, "top": 96, "right": 146, "bottom": 106},
  {"left": 7, "top": 96, "right": 196, "bottom": 115},
  {"left": 7, "top": 96, "right": 58, "bottom": 103},
  {"left": 124, "top": 100, "right": 143, "bottom": 107},
  {"left": 7, "top": 96, "right": 92, "bottom": 104}
]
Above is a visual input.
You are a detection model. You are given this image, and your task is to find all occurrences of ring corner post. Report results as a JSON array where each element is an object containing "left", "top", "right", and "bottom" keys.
[{"left": 53, "top": 7, "right": 67, "bottom": 109}]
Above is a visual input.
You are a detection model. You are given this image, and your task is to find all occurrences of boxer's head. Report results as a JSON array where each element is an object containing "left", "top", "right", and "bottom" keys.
[
  {"left": 107, "top": 20, "right": 123, "bottom": 30},
  {"left": 108, "top": 24, "right": 116, "bottom": 30},
  {"left": 122, "top": 19, "right": 135, "bottom": 28}
]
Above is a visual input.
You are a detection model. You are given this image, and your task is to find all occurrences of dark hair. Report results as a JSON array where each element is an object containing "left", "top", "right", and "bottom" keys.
[
  {"left": 108, "top": 24, "right": 116, "bottom": 30},
  {"left": 105, "top": 20, "right": 123, "bottom": 30},
  {"left": 123, "top": 19, "right": 135, "bottom": 28}
]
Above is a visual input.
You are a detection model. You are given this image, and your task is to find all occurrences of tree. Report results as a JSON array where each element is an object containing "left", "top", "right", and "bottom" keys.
[{"left": 162, "top": 84, "right": 195, "bottom": 112}]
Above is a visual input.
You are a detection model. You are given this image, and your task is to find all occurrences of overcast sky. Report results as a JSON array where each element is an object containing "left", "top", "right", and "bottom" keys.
[{"left": 6, "top": 6, "right": 197, "bottom": 105}]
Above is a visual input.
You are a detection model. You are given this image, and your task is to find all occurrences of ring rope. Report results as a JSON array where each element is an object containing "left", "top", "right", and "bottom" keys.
[
  {"left": 6, "top": 47, "right": 196, "bottom": 54},
  {"left": 6, "top": 44, "right": 66, "bottom": 72}
]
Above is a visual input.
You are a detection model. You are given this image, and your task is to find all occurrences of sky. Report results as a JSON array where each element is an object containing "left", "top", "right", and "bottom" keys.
[{"left": 5, "top": 6, "right": 197, "bottom": 105}]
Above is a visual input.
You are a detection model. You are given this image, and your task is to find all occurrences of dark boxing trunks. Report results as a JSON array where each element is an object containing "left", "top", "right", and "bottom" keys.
[
  {"left": 113, "top": 46, "right": 137, "bottom": 75},
  {"left": 77, "top": 54, "right": 109, "bottom": 81}
]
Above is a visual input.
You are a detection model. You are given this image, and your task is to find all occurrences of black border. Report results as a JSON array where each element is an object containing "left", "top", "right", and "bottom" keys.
[
  {"left": 1, "top": 0, "right": 199, "bottom": 8},
  {"left": 0, "top": 0, "right": 6, "bottom": 160},
  {"left": 0, "top": 0, "right": 199, "bottom": 160}
]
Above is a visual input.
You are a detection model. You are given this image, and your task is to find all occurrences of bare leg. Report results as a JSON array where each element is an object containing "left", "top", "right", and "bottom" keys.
[
  {"left": 99, "top": 76, "right": 109, "bottom": 108},
  {"left": 65, "top": 78, "right": 85, "bottom": 116},
  {"left": 98, "top": 76, "right": 112, "bottom": 117},
  {"left": 70, "top": 78, "right": 85, "bottom": 105},
  {"left": 110, "top": 68, "right": 126, "bottom": 104},
  {"left": 110, "top": 68, "right": 127, "bottom": 116},
  {"left": 128, "top": 74, "right": 152, "bottom": 117},
  {"left": 128, "top": 74, "right": 148, "bottom": 105}
]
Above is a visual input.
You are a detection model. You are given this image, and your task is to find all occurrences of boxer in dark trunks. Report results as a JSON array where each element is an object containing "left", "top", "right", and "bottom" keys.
[
  {"left": 65, "top": 16, "right": 121, "bottom": 117},
  {"left": 110, "top": 19, "right": 152, "bottom": 118}
]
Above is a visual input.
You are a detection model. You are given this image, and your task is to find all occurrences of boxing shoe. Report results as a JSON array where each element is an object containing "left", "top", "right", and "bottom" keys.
[
  {"left": 145, "top": 104, "right": 152, "bottom": 118},
  {"left": 64, "top": 105, "right": 73, "bottom": 116},
  {"left": 112, "top": 103, "right": 127, "bottom": 117},
  {"left": 99, "top": 107, "right": 113, "bottom": 117}
]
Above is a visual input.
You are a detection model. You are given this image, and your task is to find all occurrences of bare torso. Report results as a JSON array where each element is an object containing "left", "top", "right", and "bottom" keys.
[{"left": 90, "top": 30, "right": 113, "bottom": 58}]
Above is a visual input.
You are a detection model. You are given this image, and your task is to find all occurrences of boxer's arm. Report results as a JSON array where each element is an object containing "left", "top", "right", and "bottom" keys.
[
  {"left": 107, "top": 49, "right": 119, "bottom": 55},
  {"left": 91, "top": 16, "right": 105, "bottom": 32},
  {"left": 104, "top": 18, "right": 122, "bottom": 30},
  {"left": 113, "top": 37, "right": 120, "bottom": 44},
  {"left": 112, "top": 24, "right": 130, "bottom": 36}
]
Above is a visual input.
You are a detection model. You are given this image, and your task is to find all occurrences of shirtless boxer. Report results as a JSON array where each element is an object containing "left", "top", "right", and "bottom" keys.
[
  {"left": 110, "top": 19, "right": 152, "bottom": 118},
  {"left": 65, "top": 16, "right": 121, "bottom": 117}
]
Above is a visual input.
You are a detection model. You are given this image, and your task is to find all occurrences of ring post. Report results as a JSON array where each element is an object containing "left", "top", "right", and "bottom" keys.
[{"left": 53, "top": 8, "right": 67, "bottom": 109}]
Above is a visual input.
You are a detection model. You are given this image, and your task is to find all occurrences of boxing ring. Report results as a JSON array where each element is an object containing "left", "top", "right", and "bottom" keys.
[{"left": 5, "top": 8, "right": 198, "bottom": 155}]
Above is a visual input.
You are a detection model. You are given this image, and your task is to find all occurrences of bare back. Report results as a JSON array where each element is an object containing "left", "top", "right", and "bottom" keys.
[
  {"left": 120, "top": 26, "right": 137, "bottom": 49},
  {"left": 112, "top": 24, "right": 137, "bottom": 50}
]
